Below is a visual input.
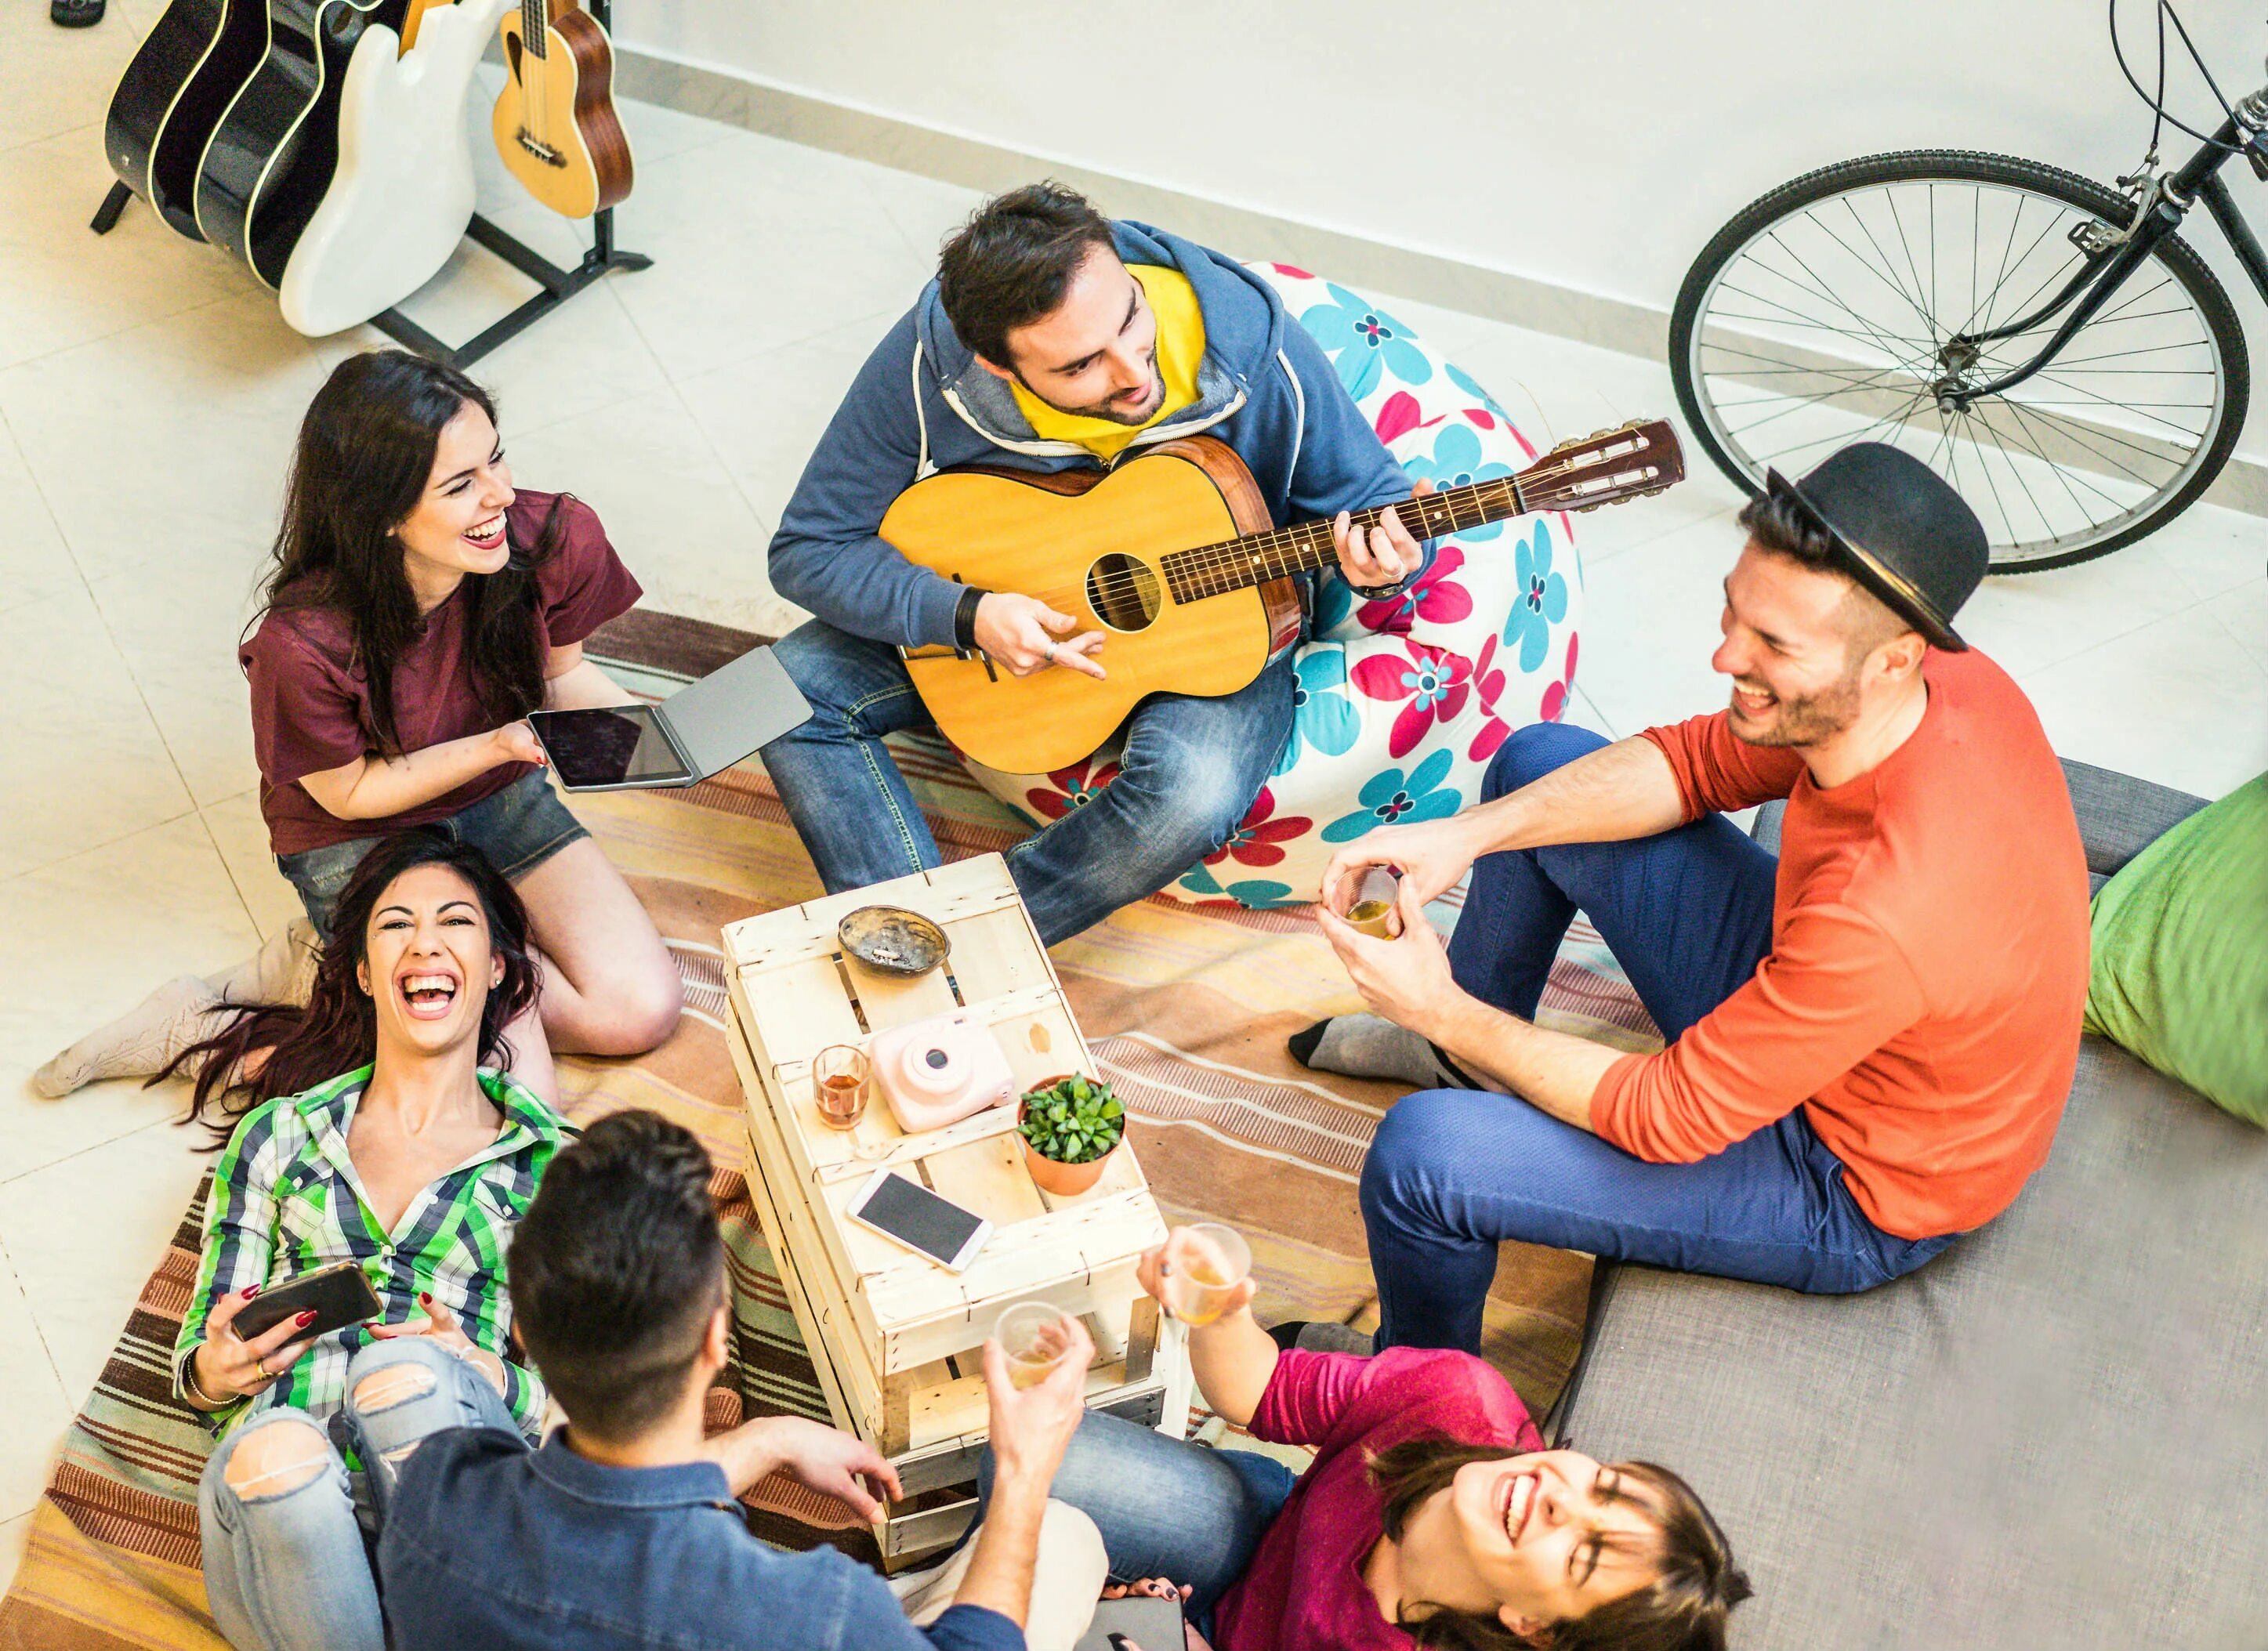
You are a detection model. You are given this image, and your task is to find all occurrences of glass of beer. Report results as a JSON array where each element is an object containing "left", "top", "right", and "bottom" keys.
[
  {"left": 995, "top": 1302, "right": 1074, "bottom": 1390},
  {"left": 813, "top": 1045, "right": 871, "bottom": 1131},
  {"left": 1343, "top": 866, "right": 1403, "bottom": 940},
  {"left": 1164, "top": 1223, "right": 1252, "bottom": 1327}
]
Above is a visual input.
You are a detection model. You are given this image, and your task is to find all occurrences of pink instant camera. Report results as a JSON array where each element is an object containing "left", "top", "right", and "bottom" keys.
[{"left": 870, "top": 1012, "right": 1017, "bottom": 1135}]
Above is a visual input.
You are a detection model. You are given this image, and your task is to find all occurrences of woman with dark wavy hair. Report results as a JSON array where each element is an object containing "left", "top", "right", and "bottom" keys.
[
  {"left": 980, "top": 1228, "right": 1750, "bottom": 1651},
  {"left": 172, "top": 831, "right": 572, "bottom": 1651},
  {"left": 35, "top": 348, "right": 679, "bottom": 1102}
]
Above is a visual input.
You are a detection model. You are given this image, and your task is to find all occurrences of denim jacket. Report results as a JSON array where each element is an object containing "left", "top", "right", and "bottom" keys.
[{"left": 377, "top": 1428, "right": 1018, "bottom": 1651}]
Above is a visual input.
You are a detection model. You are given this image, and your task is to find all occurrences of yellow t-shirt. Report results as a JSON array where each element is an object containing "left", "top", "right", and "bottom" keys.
[{"left": 1012, "top": 265, "right": 1205, "bottom": 462}]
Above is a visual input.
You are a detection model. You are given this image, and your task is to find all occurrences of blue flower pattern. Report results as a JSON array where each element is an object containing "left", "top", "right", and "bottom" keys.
[
  {"left": 1445, "top": 361, "right": 1516, "bottom": 425},
  {"left": 1174, "top": 864, "right": 1300, "bottom": 907},
  {"left": 1274, "top": 647, "right": 1362, "bottom": 777},
  {"left": 1299, "top": 284, "right": 1434, "bottom": 400},
  {"left": 1321, "top": 749, "right": 1463, "bottom": 843},
  {"left": 1502, "top": 521, "right": 1570, "bottom": 673},
  {"left": 1400, "top": 425, "right": 1517, "bottom": 543}
]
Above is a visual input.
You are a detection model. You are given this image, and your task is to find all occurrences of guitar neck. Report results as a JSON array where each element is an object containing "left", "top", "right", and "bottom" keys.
[
  {"left": 522, "top": 0, "right": 549, "bottom": 54},
  {"left": 1158, "top": 418, "right": 1680, "bottom": 605}
]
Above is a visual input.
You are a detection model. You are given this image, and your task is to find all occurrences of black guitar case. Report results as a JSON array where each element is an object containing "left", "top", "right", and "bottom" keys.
[
  {"left": 103, "top": 0, "right": 271, "bottom": 240},
  {"left": 192, "top": 0, "right": 408, "bottom": 286}
]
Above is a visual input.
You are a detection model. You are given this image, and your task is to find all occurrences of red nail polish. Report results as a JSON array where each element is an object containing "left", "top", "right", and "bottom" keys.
[
  {"left": 418, "top": 1291, "right": 432, "bottom": 1305},
  {"left": 295, "top": 1309, "right": 317, "bottom": 1326},
  {"left": 243, "top": 1285, "right": 260, "bottom": 1299}
]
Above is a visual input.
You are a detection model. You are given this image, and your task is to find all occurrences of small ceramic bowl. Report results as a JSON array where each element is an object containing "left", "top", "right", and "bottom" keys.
[{"left": 836, "top": 904, "right": 951, "bottom": 976}]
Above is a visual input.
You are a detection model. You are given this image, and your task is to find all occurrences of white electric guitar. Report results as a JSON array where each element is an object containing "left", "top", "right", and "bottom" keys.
[{"left": 277, "top": 0, "right": 514, "bottom": 337}]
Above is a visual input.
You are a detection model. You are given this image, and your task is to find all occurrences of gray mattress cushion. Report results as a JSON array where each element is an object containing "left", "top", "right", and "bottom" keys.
[{"left": 1554, "top": 1038, "right": 2268, "bottom": 1649}]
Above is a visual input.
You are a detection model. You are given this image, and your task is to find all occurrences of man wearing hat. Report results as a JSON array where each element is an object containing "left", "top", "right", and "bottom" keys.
[{"left": 1289, "top": 442, "right": 2091, "bottom": 1352}]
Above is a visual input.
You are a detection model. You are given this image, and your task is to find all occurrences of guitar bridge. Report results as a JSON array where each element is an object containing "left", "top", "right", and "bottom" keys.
[
  {"left": 515, "top": 131, "right": 565, "bottom": 168},
  {"left": 900, "top": 642, "right": 998, "bottom": 681}
]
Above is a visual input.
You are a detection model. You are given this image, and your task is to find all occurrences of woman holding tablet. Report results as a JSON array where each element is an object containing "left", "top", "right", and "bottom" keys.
[
  {"left": 175, "top": 831, "right": 568, "bottom": 1651},
  {"left": 36, "top": 349, "right": 679, "bottom": 1099}
]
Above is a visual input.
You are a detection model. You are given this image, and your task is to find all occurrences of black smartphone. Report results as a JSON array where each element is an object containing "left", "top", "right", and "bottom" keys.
[
  {"left": 1077, "top": 1593, "right": 1186, "bottom": 1650},
  {"left": 234, "top": 1260, "right": 385, "bottom": 1341}
]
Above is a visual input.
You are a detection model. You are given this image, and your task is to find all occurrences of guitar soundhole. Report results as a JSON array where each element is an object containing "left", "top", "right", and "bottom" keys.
[{"left": 1085, "top": 554, "right": 1163, "bottom": 633}]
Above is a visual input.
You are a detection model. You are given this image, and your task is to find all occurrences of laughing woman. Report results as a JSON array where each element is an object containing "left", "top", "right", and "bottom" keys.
[
  {"left": 175, "top": 831, "right": 567, "bottom": 1651},
  {"left": 36, "top": 349, "right": 679, "bottom": 1101}
]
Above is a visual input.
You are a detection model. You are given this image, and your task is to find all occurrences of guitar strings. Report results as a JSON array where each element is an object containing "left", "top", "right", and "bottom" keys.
[{"left": 993, "top": 441, "right": 1658, "bottom": 614}]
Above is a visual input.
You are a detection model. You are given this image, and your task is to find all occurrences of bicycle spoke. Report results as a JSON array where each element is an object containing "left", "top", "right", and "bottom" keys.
[
  {"left": 1980, "top": 399, "right": 2125, "bottom": 526},
  {"left": 1994, "top": 398, "right": 2143, "bottom": 514},
  {"left": 1962, "top": 406, "right": 2052, "bottom": 543},
  {"left": 1748, "top": 232, "right": 1936, "bottom": 364}
]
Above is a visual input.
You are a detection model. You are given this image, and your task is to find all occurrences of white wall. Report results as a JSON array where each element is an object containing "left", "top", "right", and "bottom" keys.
[{"left": 625, "top": 0, "right": 2267, "bottom": 462}]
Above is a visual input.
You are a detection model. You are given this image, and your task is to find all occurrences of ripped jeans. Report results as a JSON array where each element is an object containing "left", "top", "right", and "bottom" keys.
[{"left": 197, "top": 1339, "right": 515, "bottom": 1651}]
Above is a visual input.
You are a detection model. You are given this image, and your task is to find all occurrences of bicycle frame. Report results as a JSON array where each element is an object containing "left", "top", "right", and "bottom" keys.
[{"left": 1941, "top": 81, "right": 2268, "bottom": 411}]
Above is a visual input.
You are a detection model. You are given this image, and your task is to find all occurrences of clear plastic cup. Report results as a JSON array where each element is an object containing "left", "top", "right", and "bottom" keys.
[
  {"left": 1163, "top": 1223, "right": 1252, "bottom": 1327},
  {"left": 1342, "top": 865, "right": 1402, "bottom": 939},
  {"left": 995, "top": 1302, "right": 1074, "bottom": 1390}
]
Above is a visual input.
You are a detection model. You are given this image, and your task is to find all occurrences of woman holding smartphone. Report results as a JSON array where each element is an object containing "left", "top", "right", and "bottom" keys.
[
  {"left": 34, "top": 348, "right": 679, "bottom": 1102},
  {"left": 175, "top": 831, "right": 568, "bottom": 1651},
  {"left": 982, "top": 1230, "right": 1751, "bottom": 1651}
]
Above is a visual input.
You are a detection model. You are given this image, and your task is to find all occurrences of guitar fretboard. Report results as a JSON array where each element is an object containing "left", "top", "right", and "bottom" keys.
[
  {"left": 520, "top": 0, "right": 549, "bottom": 56},
  {"left": 1160, "top": 475, "right": 1527, "bottom": 603}
]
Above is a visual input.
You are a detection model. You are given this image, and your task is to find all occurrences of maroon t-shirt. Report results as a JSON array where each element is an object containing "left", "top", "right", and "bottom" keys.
[{"left": 242, "top": 490, "right": 641, "bottom": 856}]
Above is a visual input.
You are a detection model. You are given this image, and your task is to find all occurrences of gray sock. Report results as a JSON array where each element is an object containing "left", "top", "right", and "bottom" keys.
[{"left": 1288, "top": 1013, "right": 1468, "bottom": 1088}]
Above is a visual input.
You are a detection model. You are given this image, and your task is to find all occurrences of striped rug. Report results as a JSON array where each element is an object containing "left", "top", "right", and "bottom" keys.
[{"left": 0, "top": 616, "right": 1657, "bottom": 1649}]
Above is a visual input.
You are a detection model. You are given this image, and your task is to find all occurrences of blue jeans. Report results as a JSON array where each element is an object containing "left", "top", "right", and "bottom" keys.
[
  {"left": 275, "top": 769, "right": 589, "bottom": 940},
  {"left": 763, "top": 621, "right": 1298, "bottom": 945},
  {"left": 1360, "top": 722, "right": 1958, "bottom": 1352},
  {"left": 197, "top": 1340, "right": 517, "bottom": 1651},
  {"left": 977, "top": 1411, "right": 1299, "bottom": 1629}
]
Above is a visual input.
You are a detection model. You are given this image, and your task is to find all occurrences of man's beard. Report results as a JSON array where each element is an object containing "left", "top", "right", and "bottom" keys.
[
  {"left": 1728, "top": 670, "right": 1864, "bottom": 748},
  {"left": 1023, "top": 358, "right": 1165, "bottom": 425}
]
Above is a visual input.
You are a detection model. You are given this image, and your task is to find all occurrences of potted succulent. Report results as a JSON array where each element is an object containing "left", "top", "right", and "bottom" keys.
[{"left": 1016, "top": 1073, "right": 1125, "bottom": 1197}]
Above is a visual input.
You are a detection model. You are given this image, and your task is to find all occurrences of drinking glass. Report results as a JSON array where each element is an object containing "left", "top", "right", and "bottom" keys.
[
  {"left": 1342, "top": 865, "right": 1403, "bottom": 940},
  {"left": 1163, "top": 1223, "right": 1252, "bottom": 1327},
  {"left": 813, "top": 1045, "right": 870, "bottom": 1131},
  {"left": 995, "top": 1302, "right": 1075, "bottom": 1391}
]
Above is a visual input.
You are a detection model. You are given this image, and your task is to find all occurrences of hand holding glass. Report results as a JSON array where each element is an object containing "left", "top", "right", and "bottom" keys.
[
  {"left": 995, "top": 1302, "right": 1078, "bottom": 1391},
  {"left": 1161, "top": 1223, "right": 1252, "bottom": 1327}
]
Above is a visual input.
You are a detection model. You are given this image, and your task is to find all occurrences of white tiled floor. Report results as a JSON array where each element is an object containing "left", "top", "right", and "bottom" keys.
[{"left": 1, "top": 0, "right": 2263, "bottom": 1601}]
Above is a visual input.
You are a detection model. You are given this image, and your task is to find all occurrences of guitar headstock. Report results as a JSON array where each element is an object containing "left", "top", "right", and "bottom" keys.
[{"left": 1517, "top": 418, "right": 1685, "bottom": 514}]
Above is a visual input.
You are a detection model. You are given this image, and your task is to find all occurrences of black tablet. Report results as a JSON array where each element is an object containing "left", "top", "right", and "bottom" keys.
[{"left": 527, "top": 706, "right": 694, "bottom": 790}]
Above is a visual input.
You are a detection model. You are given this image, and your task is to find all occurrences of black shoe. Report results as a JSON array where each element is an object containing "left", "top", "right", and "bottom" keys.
[
  {"left": 1266, "top": 1320, "right": 1375, "bottom": 1356},
  {"left": 53, "top": 0, "right": 106, "bottom": 24}
]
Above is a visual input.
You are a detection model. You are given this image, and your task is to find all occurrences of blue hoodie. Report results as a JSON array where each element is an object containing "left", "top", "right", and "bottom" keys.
[{"left": 767, "top": 220, "right": 1413, "bottom": 650}]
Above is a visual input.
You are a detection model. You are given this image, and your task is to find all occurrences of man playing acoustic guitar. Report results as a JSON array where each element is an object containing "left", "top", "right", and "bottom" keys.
[{"left": 761, "top": 183, "right": 1429, "bottom": 943}]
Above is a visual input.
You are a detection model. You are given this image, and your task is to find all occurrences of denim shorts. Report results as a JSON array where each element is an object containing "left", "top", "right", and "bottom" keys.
[{"left": 277, "top": 769, "right": 589, "bottom": 940}]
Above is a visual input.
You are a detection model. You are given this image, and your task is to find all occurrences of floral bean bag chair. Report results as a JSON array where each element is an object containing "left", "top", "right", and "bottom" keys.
[{"left": 966, "top": 264, "right": 1585, "bottom": 909}]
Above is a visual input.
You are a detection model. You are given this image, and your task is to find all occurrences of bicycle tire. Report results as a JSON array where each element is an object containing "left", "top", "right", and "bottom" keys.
[{"left": 1668, "top": 149, "right": 2250, "bottom": 572}]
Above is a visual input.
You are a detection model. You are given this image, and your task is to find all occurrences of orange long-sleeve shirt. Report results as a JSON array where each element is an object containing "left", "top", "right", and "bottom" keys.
[{"left": 1590, "top": 650, "right": 2090, "bottom": 1239}]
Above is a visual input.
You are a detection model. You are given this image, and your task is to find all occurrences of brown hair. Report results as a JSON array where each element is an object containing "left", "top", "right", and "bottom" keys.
[
  {"left": 1737, "top": 488, "right": 1906, "bottom": 654},
  {"left": 936, "top": 182, "right": 1118, "bottom": 369},
  {"left": 1367, "top": 1437, "right": 1751, "bottom": 1651}
]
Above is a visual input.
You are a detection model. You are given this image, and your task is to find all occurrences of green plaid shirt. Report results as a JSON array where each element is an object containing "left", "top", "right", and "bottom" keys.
[{"left": 176, "top": 1065, "right": 571, "bottom": 1437}]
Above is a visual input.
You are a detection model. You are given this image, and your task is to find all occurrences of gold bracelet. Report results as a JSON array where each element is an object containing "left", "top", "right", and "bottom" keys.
[{"left": 182, "top": 1345, "right": 227, "bottom": 1409}]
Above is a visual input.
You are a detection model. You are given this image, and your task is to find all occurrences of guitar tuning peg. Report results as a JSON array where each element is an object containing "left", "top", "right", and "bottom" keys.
[
  {"left": 1575, "top": 501, "right": 1606, "bottom": 513},
  {"left": 1549, "top": 435, "right": 1579, "bottom": 454},
  {"left": 1616, "top": 417, "right": 1647, "bottom": 433}
]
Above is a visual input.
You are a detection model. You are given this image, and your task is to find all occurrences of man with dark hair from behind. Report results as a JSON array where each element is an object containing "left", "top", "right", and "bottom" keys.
[
  {"left": 375, "top": 1110, "right": 1103, "bottom": 1650},
  {"left": 760, "top": 180, "right": 1435, "bottom": 946},
  {"left": 1290, "top": 444, "right": 2092, "bottom": 1352}
]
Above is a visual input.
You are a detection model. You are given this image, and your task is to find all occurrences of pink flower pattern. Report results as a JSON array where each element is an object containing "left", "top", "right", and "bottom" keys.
[
  {"left": 1350, "top": 643, "right": 1473, "bottom": 759},
  {"left": 1025, "top": 755, "right": 1121, "bottom": 821},
  {"left": 1539, "top": 632, "right": 1581, "bottom": 724},
  {"left": 1357, "top": 543, "right": 1475, "bottom": 634},
  {"left": 1204, "top": 787, "right": 1313, "bottom": 869}
]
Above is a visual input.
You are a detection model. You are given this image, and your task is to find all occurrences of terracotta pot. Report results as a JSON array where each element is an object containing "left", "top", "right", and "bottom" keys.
[{"left": 1017, "top": 1083, "right": 1119, "bottom": 1198}]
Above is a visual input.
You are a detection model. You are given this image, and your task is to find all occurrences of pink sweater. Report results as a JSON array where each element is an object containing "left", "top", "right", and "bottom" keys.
[{"left": 1212, "top": 1348, "right": 1545, "bottom": 1651}]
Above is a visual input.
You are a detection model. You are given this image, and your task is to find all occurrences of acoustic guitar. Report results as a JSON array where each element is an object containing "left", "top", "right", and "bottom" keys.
[
  {"left": 103, "top": 0, "right": 272, "bottom": 240},
  {"left": 493, "top": 0, "right": 632, "bottom": 219},
  {"left": 886, "top": 420, "right": 1684, "bottom": 775},
  {"left": 193, "top": 0, "right": 404, "bottom": 288}
]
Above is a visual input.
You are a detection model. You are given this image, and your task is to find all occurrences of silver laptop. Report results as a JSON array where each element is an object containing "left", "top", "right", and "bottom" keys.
[{"left": 527, "top": 646, "right": 812, "bottom": 792}]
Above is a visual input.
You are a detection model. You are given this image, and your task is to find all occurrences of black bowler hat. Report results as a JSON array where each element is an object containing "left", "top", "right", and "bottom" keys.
[{"left": 1762, "top": 444, "right": 1989, "bottom": 651}]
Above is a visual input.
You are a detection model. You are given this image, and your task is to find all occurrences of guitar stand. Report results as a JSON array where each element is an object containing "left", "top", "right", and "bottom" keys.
[
  {"left": 85, "top": 0, "right": 649, "bottom": 371},
  {"left": 366, "top": 207, "right": 651, "bottom": 368}
]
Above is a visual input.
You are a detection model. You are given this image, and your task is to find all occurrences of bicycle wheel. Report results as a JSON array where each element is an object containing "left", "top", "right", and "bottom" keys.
[{"left": 1670, "top": 150, "right": 2250, "bottom": 570}]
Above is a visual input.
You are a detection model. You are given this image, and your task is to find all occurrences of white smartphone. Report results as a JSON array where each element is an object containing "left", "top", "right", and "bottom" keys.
[{"left": 845, "top": 1168, "right": 992, "bottom": 1272}]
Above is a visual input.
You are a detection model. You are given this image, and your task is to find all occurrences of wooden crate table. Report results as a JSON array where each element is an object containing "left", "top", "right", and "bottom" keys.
[{"left": 723, "top": 853, "right": 1191, "bottom": 1561}]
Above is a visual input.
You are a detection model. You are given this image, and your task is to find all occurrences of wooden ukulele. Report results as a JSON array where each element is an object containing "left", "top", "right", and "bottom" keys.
[
  {"left": 493, "top": 0, "right": 632, "bottom": 219},
  {"left": 886, "top": 420, "right": 1684, "bottom": 775}
]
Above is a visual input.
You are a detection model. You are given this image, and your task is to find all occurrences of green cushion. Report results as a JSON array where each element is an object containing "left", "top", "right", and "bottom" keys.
[{"left": 2085, "top": 773, "right": 2268, "bottom": 1125}]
